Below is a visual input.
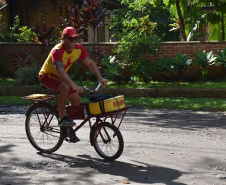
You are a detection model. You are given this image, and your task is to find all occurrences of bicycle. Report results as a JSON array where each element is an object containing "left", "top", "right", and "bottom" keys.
[{"left": 22, "top": 83, "right": 131, "bottom": 161}]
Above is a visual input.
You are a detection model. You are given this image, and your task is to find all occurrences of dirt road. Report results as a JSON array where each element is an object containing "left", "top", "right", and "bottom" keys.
[{"left": 0, "top": 105, "right": 226, "bottom": 185}]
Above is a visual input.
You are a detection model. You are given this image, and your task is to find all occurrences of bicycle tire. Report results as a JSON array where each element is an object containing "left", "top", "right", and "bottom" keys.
[
  {"left": 92, "top": 122, "right": 124, "bottom": 161},
  {"left": 25, "top": 103, "right": 64, "bottom": 153}
]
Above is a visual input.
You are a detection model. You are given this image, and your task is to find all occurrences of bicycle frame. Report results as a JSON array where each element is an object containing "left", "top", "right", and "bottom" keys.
[{"left": 23, "top": 95, "right": 131, "bottom": 145}]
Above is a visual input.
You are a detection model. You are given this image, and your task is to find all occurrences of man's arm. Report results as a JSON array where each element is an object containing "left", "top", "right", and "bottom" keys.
[
  {"left": 83, "top": 55, "right": 107, "bottom": 85},
  {"left": 53, "top": 61, "right": 83, "bottom": 93}
]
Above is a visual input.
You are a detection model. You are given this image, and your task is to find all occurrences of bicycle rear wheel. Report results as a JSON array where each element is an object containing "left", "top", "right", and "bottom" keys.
[
  {"left": 92, "top": 122, "right": 124, "bottom": 161},
  {"left": 25, "top": 103, "right": 64, "bottom": 153}
]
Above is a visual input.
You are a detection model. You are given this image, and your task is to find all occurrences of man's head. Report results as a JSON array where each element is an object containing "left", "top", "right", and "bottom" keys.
[
  {"left": 62, "top": 27, "right": 79, "bottom": 38},
  {"left": 62, "top": 27, "right": 79, "bottom": 51}
]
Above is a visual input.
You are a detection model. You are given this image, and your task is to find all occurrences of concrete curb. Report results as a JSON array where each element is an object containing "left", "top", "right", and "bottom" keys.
[{"left": 1, "top": 86, "right": 226, "bottom": 98}]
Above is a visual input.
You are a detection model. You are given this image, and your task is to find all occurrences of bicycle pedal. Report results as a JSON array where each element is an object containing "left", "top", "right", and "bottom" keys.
[
  {"left": 61, "top": 127, "right": 73, "bottom": 136},
  {"left": 61, "top": 126, "right": 80, "bottom": 143},
  {"left": 70, "top": 136, "right": 80, "bottom": 143},
  {"left": 69, "top": 133, "right": 80, "bottom": 143},
  {"left": 64, "top": 136, "right": 80, "bottom": 143}
]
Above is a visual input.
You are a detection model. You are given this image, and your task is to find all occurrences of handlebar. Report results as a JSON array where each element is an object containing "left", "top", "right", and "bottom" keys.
[{"left": 83, "top": 83, "right": 103, "bottom": 94}]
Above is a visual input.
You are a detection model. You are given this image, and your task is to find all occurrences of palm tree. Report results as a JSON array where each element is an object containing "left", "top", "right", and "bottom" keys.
[
  {"left": 174, "top": 0, "right": 187, "bottom": 41},
  {"left": 165, "top": 0, "right": 189, "bottom": 41}
]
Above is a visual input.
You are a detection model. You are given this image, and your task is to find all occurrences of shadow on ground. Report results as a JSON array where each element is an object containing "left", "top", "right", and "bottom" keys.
[
  {"left": 0, "top": 144, "right": 184, "bottom": 185},
  {"left": 36, "top": 152, "right": 185, "bottom": 185},
  {"left": 126, "top": 107, "right": 226, "bottom": 130},
  {"left": 1, "top": 105, "right": 226, "bottom": 130}
]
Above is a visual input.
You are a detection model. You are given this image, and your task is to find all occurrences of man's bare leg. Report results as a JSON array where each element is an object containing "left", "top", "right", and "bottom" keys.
[
  {"left": 61, "top": 89, "right": 81, "bottom": 142},
  {"left": 68, "top": 93, "right": 81, "bottom": 106},
  {"left": 58, "top": 82, "right": 70, "bottom": 120}
]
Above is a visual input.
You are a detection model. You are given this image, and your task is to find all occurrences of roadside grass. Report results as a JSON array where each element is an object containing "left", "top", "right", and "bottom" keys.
[
  {"left": 125, "top": 97, "right": 226, "bottom": 111},
  {"left": 1, "top": 96, "right": 226, "bottom": 111},
  {"left": 1, "top": 78, "right": 226, "bottom": 111},
  {"left": 2, "top": 78, "right": 226, "bottom": 89},
  {"left": 107, "top": 81, "right": 226, "bottom": 89},
  {"left": 0, "top": 78, "right": 19, "bottom": 86}
]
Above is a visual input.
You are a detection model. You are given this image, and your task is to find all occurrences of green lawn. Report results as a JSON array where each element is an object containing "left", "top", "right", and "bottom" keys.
[
  {"left": 1, "top": 78, "right": 226, "bottom": 111},
  {"left": 1, "top": 96, "right": 226, "bottom": 111},
  {"left": 2, "top": 78, "right": 226, "bottom": 89},
  {"left": 0, "top": 78, "right": 19, "bottom": 86}
]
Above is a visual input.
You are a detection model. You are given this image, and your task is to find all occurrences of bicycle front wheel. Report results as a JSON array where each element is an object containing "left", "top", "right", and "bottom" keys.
[
  {"left": 92, "top": 122, "right": 124, "bottom": 161},
  {"left": 25, "top": 103, "right": 64, "bottom": 153}
]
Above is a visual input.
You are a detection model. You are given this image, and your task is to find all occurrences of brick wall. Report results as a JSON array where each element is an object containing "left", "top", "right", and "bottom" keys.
[
  {"left": 0, "top": 41, "right": 225, "bottom": 80},
  {"left": 150, "top": 41, "right": 226, "bottom": 60}
]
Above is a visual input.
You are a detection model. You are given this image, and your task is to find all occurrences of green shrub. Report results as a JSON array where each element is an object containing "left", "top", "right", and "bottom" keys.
[
  {"left": 113, "top": 32, "right": 162, "bottom": 81},
  {"left": 133, "top": 58, "right": 153, "bottom": 82},
  {"left": 215, "top": 48, "right": 226, "bottom": 76},
  {"left": 192, "top": 50, "right": 217, "bottom": 78},
  {"left": 172, "top": 53, "right": 192, "bottom": 72},
  {"left": 171, "top": 53, "right": 192, "bottom": 81},
  {"left": 15, "top": 62, "right": 40, "bottom": 85},
  {"left": 101, "top": 55, "right": 124, "bottom": 84},
  {"left": 155, "top": 56, "right": 174, "bottom": 76}
]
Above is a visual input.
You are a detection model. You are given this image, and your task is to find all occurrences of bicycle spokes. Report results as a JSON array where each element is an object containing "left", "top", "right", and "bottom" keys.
[{"left": 92, "top": 122, "right": 124, "bottom": 161}]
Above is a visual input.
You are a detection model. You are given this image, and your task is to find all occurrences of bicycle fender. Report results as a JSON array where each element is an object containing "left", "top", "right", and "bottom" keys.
[
  {"left": 90, "top": 125, "right": 97, "bottom": 146},
  {"left": 25, "top": 102, "right": 41, "bottom": 116}
]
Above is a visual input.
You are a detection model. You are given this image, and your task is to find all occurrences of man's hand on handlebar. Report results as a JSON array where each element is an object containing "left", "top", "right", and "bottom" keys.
[
  {"left": 83, "top": 79, "right": 107, "bottom": 94},
  {"left": 75, "top": 86, "right": 84, "bottom": 94},
  {"left": 99, "top": 78, "right": 107, "bottom": 86}
]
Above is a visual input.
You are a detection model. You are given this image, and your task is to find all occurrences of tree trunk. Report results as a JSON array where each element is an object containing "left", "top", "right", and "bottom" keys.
[
  {"left": 175, "top": 0, "right": 187, "bottom": 41},
  {"left": 221, "top": 12, "right": 225, "bottom": 41}
]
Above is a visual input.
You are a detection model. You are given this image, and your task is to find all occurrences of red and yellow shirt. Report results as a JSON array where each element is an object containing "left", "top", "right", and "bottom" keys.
[{"left": 39, "top": 43, "right": 88, "bottom": 75}]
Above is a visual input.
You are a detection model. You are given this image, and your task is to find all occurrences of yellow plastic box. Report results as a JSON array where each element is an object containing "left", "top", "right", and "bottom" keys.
[{"left": 88, "top": 95, "right": 125, "bottom": 115}]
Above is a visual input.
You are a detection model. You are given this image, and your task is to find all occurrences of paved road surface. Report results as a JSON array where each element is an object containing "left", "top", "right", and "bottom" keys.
[{"left": 0, "top": 105, "right": 226, "bottom": 185}]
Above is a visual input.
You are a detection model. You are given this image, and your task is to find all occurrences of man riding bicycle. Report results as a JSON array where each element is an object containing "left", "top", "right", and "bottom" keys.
[{"left": 39, "top": 27, "right": 107, "bottom": 127}]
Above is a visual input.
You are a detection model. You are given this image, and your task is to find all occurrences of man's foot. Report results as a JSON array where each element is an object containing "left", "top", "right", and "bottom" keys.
[
  {"left": 61, "top": 126, "right": 80, "bottom": 143},
  {"left": 58, "top": 116, "right": 76, "bottom": 127},
  {"left": 71, "top": 135, "right": 80, "bottom": 143}
]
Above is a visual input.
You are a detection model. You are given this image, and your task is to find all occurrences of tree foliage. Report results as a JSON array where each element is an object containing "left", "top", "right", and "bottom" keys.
[
  {"left": 58, "top": 5, "right": 87, "bottom": 36},
  {"left": 166, "top": 0, "right": 226, "bottom": 41},
  {"left": 0, "top": 15, "right": 34, "bottom": 43},
  {"left": 110, "top": 0, "right": 180, "bottom": 41},
  {"left": 111, "top": 0, "right": 164, "bottom": 81},
  {"left": 196, "top": 0, "right": 226, "bottom": 41}
]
